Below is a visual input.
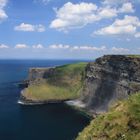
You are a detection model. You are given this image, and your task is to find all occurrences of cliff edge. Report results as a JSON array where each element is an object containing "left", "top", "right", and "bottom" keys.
[
  {"left": 18, "top": 62, "right": 87, "bottom": 104},
  {"left": 19, "top": 55, "right": 140, "bottom": 112},
  {"left": 76, "top": 92, "right": 140, "bottom": 140},
  {"left": 81, "top": 55, "right": 140, "bottom": 113}
]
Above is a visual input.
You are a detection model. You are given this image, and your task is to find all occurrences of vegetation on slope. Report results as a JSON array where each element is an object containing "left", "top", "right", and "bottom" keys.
[
  {"left": 23, "top": 62, "right": 87, "bottom": 101},
  {"left": 126, "top": 55, "right": 140, "bottom": 58},
  {"left": 76, "top": 92, "right": 140, "bottom": 140}
]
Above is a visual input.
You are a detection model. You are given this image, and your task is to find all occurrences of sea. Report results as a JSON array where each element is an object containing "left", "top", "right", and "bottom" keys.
[{"left": 0, "top": 60, "right": 90, "bottom": 140}]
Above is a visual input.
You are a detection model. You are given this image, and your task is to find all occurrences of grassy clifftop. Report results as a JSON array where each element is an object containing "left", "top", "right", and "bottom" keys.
[
  {"left": 22, "top": 62, "right": 87, "bottom": 101},
  {"left": 76, "top": 92, "right": 140, "bottom": 140}
]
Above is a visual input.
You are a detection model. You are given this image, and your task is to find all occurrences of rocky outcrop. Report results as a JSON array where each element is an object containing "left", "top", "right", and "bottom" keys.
[
  {"left": 27, "top": 67, "right": 55, "bottom": 84},
  {"left": 81, "top": 55, "right": 140, "bottom": 113},
  {"left": 18, "top": 63, "right": 87, "bottom": 105},
  {"left": 19, "top": 55, "right": 140, "bottom": 114}
]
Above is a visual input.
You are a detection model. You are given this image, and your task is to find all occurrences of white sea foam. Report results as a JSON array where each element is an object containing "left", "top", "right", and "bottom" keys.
[
  {"left": 17, "top": 100, "right": 25, "bottom": 105},
  {"left": 65, "top": 100, "right": 86, "bottom": 108}
]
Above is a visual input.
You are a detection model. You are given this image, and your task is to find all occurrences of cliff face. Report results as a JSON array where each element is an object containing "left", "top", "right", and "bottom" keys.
[
  {"left": 76, "top": 92, "right": 140, "bottom": 140},
  {"left": 81, "top": 55, "right": 140, "bottom": 113},
  {"left": 19, "top": 63, "right": 87, "bottom": 104},
  {"left": 27, "top": 67, "right": 54, "bottom": 85},
  {"left": 19, "top": 55, "right": 140, "bottom": 113}
]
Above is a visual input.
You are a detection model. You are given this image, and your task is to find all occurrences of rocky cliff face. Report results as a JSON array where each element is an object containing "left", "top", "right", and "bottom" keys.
[
  {"left": 19, "top": 55, "right": 140, "bottom": 114},
  {"left": 27, "top": 67, "right": 55, "bottom": 85},
  {"left": 81, "top": 55, "right": 140, "bottom": 113}
]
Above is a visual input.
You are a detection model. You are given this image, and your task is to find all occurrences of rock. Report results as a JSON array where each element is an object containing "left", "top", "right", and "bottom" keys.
[
  {"left": 19, "top": 55, "right": 140, "bottom": 114},
  {"left": 81, "top": 55, "right": 140, "bottom": 113}
]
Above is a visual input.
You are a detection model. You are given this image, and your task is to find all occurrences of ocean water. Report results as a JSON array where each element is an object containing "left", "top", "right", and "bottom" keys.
[{"left": 0, "top": 60, "right": 90, "bottom": 140}]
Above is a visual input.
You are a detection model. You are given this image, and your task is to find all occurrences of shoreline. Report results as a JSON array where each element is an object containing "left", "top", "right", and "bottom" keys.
[
  {"left": 17, "top": 98, "right": 70, "bottom": 105},
  {"left": 65, "top": 100, "right": 86, "bottom": 108},
  {"left": 18, "top": 91, "right": 97, "bottom": 118}
]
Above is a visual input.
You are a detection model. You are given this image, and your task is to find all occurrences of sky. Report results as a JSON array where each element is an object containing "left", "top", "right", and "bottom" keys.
[{"left": 0, "top": 0, "right": 140, "bottom": 59}]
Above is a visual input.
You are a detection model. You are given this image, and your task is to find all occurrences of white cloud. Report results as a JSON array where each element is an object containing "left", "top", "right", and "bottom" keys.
[
  {"left": 41, "top": 0, "right": 51, "bottom": 5},
  {"left": 32, "top": 44, "right": 44, "bottom": 49},
  {"left": 49, "top": 44, "right": 107, "bottom": 51},
  {"left": 49, "top": 44, "right": 70, "bottom": 49},
  {"left": 0, "top": 0, "right": 7, "bottom": 8},
  {"left": 0, "top": 44, "right": 9, "bottom": 48},
  {"left": 111, "top": 47, "right": 129, "bottom": 52},
  {"left": 15, "top": 44, "right": 29, "bottom": 49},
  {"left": 135, "top": 32, "right": 140, "bottom": 38},
  {"left": 126, "top": 38, "right": 131, "bottom": 41},
  {"left": 98, "top": 7, "right": 117, "bottom": 18},
  {"left": 14, "top": 23, "right": 46, "bottom": 32},
  {"left": 103, "top": 0, "right": 140, "bottom": 5},
  {"left": 72, "top": 45, "right": 106, "bottom": 51},
  {"left": 50, "top": 2, "right": 99, "bottom": 31},
  {"left": 95, "top": 15, "right": 140, "bottom": 35},
  {"left": 0, "top": 0, "right": 8, "bottom": 22},
  {"left": 0, "top": 9, "right": 7, "bottom": 20},
  {"left": 118, "top": 2, "right": 134, "bottom": 13},
  {"left": 102, "top": 0, "right": 128, "bottom": 6},
  {"left": 34, "top": 0, "right": 51, "bottom": 5},
  {"left": 50, "top": 1, "right": 135, "bottom": 32}
]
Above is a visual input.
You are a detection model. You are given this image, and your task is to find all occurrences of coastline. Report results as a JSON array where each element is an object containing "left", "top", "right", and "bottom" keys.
[
  {"left": 18, "top": 90, "right": 97, "bottom": 118},
  {"left": 18, "top": 90, "right": 74, "bottom": 105}
]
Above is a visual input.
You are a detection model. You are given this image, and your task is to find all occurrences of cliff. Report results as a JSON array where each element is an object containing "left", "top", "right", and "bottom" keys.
[
  {"left": 76, "top": 92, "right": 140, "bottom": 140},
  {"left": 19, "top": 55, "right": 140, "bottom": 109},
  {"left": 18, "top": 62, "right": 87, "bottom": 104},
  {"left": 18, "top": 55, "right": 140, "bottom": 140},
  {"left": 81, "top": 55, "right": 140, "bottom": 113}
]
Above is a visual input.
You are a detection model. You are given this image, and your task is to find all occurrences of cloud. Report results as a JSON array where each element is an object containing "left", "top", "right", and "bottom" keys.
[
  {"left": 0, "top": 0, "right": 7, "bottom": 7},
  {"left": 32, "top": 44, "right": 44, "bottom": 49},
  {"left": 0, "top": 0, "right": 8, "bottom": 22},
  {"left": 34, "top": 0, "right": 51, "bottom": 5},
  {"left": 135, "top": 32, "right": 140, "bottom": 38},
  {"left": 49, "top": 44, "right": 107, "bottom": 51},
  {"left": 118, "top": 2, "right": 134, "bottom": 13},
  {"left": 50, "top": 2, "right": 118, "bottom": 32},
  {"left": 72, "top": 45, "right": 106, "bottom": 51},
  {"left": 102, "top": 0, "right": 128, "bottom": 6},
  {"left": 94, "top": 15, "right": 140, "bottom": 36},
  {"left": 41, "top": 0, "right": 51, "bottom": 5},
  {"left": 50, "top": 2, "right": 100, "bottom": 32},
  {"left": 14, "top": 23, "right": 46, "bottom": 32},
  {"left": 102, "top": 0, "right": 140, "bottom": 5},
  {"left": 98, "top": 7, "right": 117, "bottom": 19},
  {"left": 50, "top": 1, "right": 135, "bottom": 32},
  {"left": 15, "top": 44, "right": 29, "bottom": 49},
  {"left": 0, "top": 44, "right": 9, "bottom": 48},
  {"left": 111, "top": 46, "right": 129, "bottom": 52},
  {"left": 49, "top": 44, "right": 70, "bottom": 49}
]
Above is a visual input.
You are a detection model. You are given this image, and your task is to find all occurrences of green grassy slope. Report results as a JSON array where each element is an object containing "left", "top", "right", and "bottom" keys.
[
  {"left": 23, "top": 62, "right": 87, "bottom": 101},
  {"left": 76, "top": 93, "right": 140, "bottom": 140},
  {"left": 126, "top": 55, "right": 140, "bottom": 58}
]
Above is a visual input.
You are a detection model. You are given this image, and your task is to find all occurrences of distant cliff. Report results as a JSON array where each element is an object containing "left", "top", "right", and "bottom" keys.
[
  {"left": 19, "top": 55, "right": 140, "bottom": 112},
  {"left": 18, "top": 63, "right": 87, "bottom": 104},
  {"left": 81, "top": 55, "right": 140, "bottom": 113},
  {"left": 18, "top": 55, "right": 140, "bottom": 140}
]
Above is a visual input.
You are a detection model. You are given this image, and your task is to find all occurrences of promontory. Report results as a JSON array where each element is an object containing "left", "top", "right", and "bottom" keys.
[{"left": 18, "top": 55, "right": 140, "bottom": 140}]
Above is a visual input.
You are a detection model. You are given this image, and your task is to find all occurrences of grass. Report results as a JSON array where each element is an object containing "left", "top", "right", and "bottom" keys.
[
  {"left": 23, "top": 62, "right": 87, "bottom": 101},
  {"left": 126, "top": 55, "right": 140, "bottom": 58},
  {"left": 76, "top": 92, "right": 140, "bottom": 140}
]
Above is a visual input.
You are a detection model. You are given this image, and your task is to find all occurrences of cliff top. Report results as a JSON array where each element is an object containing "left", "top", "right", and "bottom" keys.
[{"left": 21, "top": 62, "right": 87, "bottom": 102}]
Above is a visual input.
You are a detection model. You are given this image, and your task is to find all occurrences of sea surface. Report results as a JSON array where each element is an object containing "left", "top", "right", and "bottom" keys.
[{"left": 0, "top": 60, "right": 90, "bottom": 140}]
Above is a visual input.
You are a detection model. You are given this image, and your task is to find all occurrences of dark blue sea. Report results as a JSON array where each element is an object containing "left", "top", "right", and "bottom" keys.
[{"left": 0, "top": 60, "right": 90, "bottom": 140}]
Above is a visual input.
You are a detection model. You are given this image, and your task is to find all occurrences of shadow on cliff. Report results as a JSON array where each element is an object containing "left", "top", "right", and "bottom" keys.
[{"left": 84, "top": 55, "right": 128, "bottom": 113}]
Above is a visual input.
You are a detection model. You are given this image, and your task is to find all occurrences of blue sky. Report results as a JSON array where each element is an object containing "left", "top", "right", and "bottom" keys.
[{"left": 0, "top": 0, "right": 140, "bottom": 59}]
